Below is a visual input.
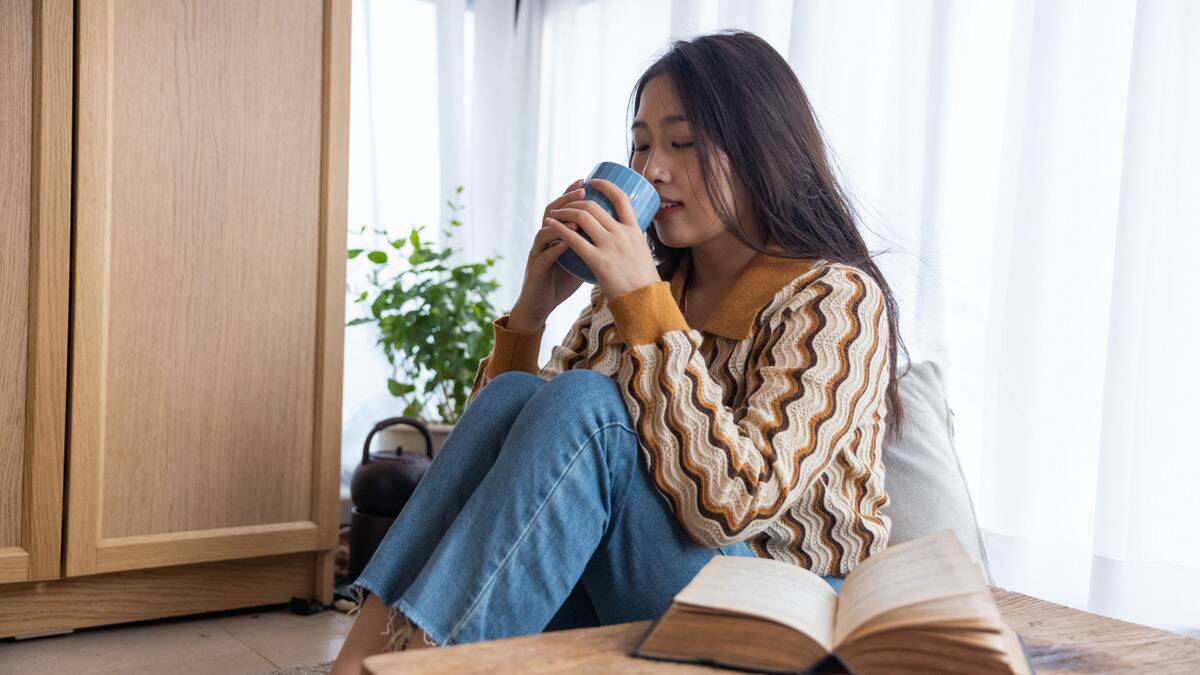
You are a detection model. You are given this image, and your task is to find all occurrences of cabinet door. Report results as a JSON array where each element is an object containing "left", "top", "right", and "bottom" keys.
[
  {"left": 66, "top": 0, "right": 349, "bottom": 576},
  {"left": 0, "top": 0, "right": 73, "bottom": 584}
]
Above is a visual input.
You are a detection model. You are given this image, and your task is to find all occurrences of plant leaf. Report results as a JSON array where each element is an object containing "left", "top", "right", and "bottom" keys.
[{"left": 350, "top": 188, "right": 500, "bottom": 424}]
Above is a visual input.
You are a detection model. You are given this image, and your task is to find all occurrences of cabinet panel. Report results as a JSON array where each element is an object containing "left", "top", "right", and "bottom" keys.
[
  {"left": 67, "top": 0, "right": 348, "bottom": 576},
  {"left": 0, "top": 0, "right": 33, "bottom": 565},
  {"left": 0, "top": 0, "right": 73, "bottom": 584}
]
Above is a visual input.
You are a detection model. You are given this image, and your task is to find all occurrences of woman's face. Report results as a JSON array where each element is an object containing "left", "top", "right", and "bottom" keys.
[{"left": 631, "top": 76, "right": 754, "bottom": 249}]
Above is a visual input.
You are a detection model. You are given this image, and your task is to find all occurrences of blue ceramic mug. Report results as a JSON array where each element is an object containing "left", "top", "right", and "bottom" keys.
[{"left": 555, "top": 161, "right": 661, "bottom": 284}]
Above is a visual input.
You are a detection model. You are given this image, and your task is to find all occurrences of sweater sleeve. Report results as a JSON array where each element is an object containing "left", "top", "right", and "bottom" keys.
[
  {"left": 466, "top": 285, "right": 604, "bottom": 407},
  {"left": 610, "top": 265, "right": 891, "bottom": 548}
]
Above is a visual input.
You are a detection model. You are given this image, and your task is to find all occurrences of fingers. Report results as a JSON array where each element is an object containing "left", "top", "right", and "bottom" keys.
[
  {"left": 544, "top": 187, "right": 586, "bottom": 220},
  {"left": 547, "top": 205, "right": 607, "bottom": 243},
  {"left": 530, "top": 224, "right": 567, "bottom": 256},
  {"left": 562, "top": 178, "right": 584, "bottom": 195},
  {"left": 543, "top": 217, "right": 593, "bottom": 260},
  {"left": 587, "top": 179, "right": 639, "bottom": 227},
  {"left": 529, "top": 223, "right": 570, "bottom": 273},
  {"left": 544, "top": 179, "right": 586, "bottom": 220},
  {"left": 532, "top": 234, "right": 568, "bottom": 269},
  {"left": 553, "top": 200, "right": 616, "bottom": 233}
]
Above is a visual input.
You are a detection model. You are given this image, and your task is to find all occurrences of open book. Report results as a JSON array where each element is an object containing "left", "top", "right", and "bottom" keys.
[{"left": 632, "top": 529, "right": 1033, "bottom": 674}]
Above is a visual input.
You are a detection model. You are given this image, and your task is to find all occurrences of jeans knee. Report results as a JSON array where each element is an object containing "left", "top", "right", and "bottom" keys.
[
  {"left": 539, "top": 370, "right": 630, "bottom": 422},
  {"left": 544, "top": 368, "right": 622, "bottom": 402},
  {"left": 491, "top": 369, "right": 543, "bottom": 388},
  {"left": 480, "top": 370, "right": 545, "bottom": 399},
  {"left": 477, "top": 371, "right": 637, "bottom": 485},
  {"left": 463, "top": 371, "right": 546, "bottom": 425}
]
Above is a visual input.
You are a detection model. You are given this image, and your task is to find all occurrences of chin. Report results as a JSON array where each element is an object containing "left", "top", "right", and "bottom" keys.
[{"left": 652, "top": 220, "right": 692, "bottom": 249}]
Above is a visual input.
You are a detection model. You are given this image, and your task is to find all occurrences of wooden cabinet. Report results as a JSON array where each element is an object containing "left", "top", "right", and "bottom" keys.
[
  {"left": 1, "top": 0, "right": 72, "bottom": 590},
  {"left": 0, "top": 0, "right": 349, "bottom": 638}
]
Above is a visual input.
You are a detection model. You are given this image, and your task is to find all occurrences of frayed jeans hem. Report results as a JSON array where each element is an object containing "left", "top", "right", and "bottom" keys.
[{"left": 348, "top": 580, "right": 442, "bottom": 651}]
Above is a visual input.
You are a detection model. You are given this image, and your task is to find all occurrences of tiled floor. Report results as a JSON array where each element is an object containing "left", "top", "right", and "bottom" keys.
[{"left": 0, "top": 603, "right": 353, "bottom": 674}]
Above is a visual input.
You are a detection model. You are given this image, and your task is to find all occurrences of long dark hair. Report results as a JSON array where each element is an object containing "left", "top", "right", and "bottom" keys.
[{"left": 627, "top": 29, "right": 912, "bottom": 439}]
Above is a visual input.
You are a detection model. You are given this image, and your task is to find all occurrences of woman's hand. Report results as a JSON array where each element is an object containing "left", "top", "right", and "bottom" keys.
[
  {"left": 543, "top": 178, "right": 661, "bottom": 300},
  {"left": 509, "top": 179, "right": 589, "bottom": 331}
]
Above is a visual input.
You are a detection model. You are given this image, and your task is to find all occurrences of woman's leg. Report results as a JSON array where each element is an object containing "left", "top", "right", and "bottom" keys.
[
  {"left": 332, "top": 371, "right": 547, "bottom": 671},
  {"left": 543, "top": 384, "right": 843, "bottom": 629},
  {"left": 387, "top": 368, "right": 643, "bottom": 645},
  {"left": 387, "top": 367, "right": 839, "bottom": 647},
  {"left": 572, "top": 394, "right": 845, "bottom": 623}
]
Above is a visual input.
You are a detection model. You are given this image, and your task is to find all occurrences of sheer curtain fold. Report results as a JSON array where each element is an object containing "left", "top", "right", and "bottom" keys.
[
  {"left": 346, "top": 0, "right": 1199, "bottom": 635},
  {"left": 1087, "top": 0, "right": 1200, "bottom": 631},
  {"left": 435, "top": 0, "right": 467, "bottom": 243}
]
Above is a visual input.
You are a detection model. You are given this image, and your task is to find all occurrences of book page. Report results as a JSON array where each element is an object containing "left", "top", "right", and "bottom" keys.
[
  {"left": 841, "top": 590, "right": 1003, "bottom": 643},
  {"left": 833, "top": 529, "right": 989, "bottom": 646},
  {"left": 1000, "top": 624, "right": 1034, "bottom": 675},
  {"left": 673, "top": 555, "right": 838, "bottom": 651}
]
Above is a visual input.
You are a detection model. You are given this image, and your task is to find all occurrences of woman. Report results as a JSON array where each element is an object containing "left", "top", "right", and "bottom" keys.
[{"left": 332, "top": 29, "right": 908, "bottom": 672}]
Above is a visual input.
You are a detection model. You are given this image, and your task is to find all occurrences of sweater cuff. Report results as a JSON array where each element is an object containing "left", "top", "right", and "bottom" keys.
[
  {"left": 608, "top": 281, "right": 690, "bottom": 346},
  {"left": 486, "top": 314, "right": 545, "bottom": 378}
]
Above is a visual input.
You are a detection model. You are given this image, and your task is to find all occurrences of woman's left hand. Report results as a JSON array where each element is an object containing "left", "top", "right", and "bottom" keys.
[{"left": 543, "top": 178, "right": 661, "bottom": 300}]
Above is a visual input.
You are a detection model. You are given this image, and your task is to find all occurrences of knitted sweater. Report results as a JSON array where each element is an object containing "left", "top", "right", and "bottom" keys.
[{"left": 467, "top": 246, "right": 893, "bottom": 576}]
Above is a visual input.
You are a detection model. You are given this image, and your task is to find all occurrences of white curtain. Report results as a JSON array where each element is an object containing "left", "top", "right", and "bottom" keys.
[{"left": 345, "top": 0, "right": 1200, "bottom": 636}]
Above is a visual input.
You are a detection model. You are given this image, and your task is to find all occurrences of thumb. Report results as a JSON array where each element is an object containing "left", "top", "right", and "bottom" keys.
[{"left": 534, "top": 239, "right": 567, "bottom": 269}]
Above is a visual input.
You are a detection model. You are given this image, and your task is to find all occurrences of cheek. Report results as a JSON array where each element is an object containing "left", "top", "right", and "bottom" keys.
[
  {"left": 683, "top": 163, "right": 721, "bottom": 215},
  {"left": 632, "top": 155, "right": 650, "bottom": 179},
  {"left": 653, "top": 205, "right": 724, "bottom": 248},
  {"left": 684, "top": 182, "right": 726, "bottom": 231}
]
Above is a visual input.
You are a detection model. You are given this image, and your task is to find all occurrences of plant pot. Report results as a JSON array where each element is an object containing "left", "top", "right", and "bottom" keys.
[{"left": 376, "top": 421, "right": 454, "bottom": 458}]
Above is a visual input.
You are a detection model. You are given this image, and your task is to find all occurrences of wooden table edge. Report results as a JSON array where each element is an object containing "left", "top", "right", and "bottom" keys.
[{"left": 363, "top": 586, "right": 1200, "bottom": 674}]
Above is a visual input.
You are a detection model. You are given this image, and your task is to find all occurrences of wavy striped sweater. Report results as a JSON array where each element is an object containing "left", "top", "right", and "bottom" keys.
[{"left": 467, "top": 246, "right": 893, "bottom": 576}]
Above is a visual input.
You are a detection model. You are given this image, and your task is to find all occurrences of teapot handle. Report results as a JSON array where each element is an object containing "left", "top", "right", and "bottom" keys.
[{"left": 362, "top": 416, "right": 435, "bottom": 463}]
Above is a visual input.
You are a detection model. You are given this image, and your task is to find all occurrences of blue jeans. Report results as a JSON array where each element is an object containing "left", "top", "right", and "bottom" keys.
[{"left": 350, "top": 369, "right": 843, "bottom": 646}]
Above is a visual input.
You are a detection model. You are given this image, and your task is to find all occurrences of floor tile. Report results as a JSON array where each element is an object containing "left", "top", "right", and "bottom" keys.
[
  {"left": 118, "top": 649, "right": 276, "bottom": 675},
  {"left": 214, "top": 607, "right": 354, "bottom": 668},
  {"left": 0, "top": 605, "right": 353, "bottom": 674},
  {"left": 1, "top": 618, "right": 274, "bottom": 674}
]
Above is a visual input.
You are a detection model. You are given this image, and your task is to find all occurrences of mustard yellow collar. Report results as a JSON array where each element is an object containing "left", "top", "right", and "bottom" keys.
[{"left": 668, "top": 246, "right": 826, "bottom": 340}]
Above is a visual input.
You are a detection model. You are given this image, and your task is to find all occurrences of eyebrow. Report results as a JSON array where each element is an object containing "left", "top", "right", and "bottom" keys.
[{"left": 631, "top": 114, "right": 688, "bottom": 130}]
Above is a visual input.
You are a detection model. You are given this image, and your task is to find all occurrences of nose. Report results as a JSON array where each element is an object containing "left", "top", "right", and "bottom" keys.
[{"left": 639, "top": 148, "right": 670, "bottom": 185}]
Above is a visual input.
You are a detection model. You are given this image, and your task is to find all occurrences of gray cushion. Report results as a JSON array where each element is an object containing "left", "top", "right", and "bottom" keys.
[{"left": 882, "top": 360, "right": 993, "bottom": 584}]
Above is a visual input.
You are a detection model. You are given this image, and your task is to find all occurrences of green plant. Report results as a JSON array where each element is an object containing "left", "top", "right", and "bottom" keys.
[{"left": 346, "top": 186, "right": 501, "bottom": 425}]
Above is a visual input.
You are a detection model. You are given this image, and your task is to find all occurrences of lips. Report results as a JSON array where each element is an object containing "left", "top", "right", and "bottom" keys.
[{"left": 656, "top": 200, "right": 684, "bottom": 219}]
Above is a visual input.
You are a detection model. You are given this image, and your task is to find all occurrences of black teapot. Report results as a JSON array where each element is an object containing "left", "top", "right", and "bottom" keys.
[{"left": 348, "top": 416, "right": 435, "bottom": 580}]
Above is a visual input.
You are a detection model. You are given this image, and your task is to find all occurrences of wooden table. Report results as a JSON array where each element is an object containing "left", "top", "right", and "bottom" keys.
[{"left": 364, "top": 587, "right": 1200, "bottom": 674}]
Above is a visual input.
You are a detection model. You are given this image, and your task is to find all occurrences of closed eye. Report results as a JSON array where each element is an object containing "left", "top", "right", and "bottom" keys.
[{"left": 633, "top": 142, "right": 694, "bottom": 152}]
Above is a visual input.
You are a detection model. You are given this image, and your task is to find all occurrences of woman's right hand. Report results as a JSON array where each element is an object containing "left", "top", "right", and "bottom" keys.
[{"left": 508, "top": 178, "right": 589, "bottom": 331}]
